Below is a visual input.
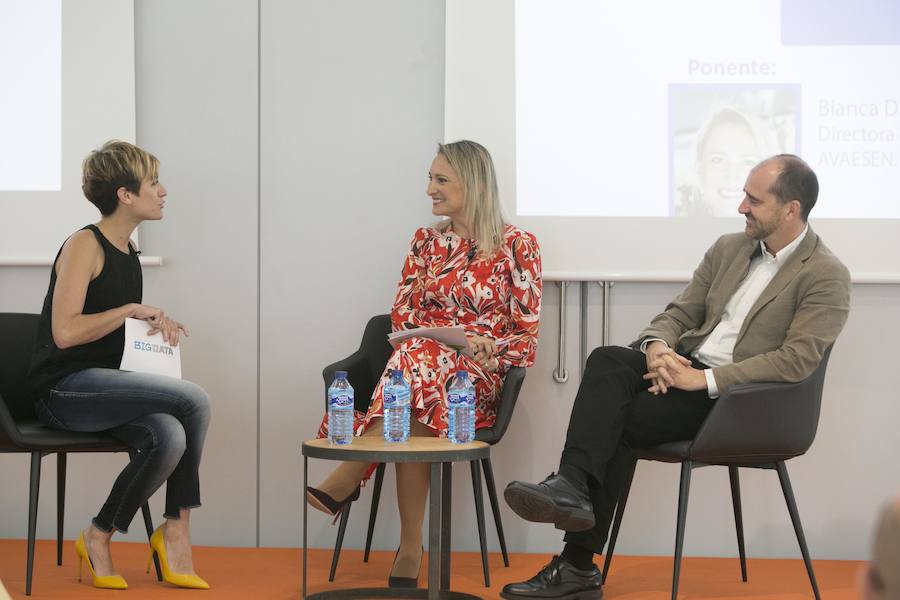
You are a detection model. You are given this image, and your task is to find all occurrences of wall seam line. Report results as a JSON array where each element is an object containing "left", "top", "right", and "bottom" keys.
[{"left": 255, "top": 0, "right": 262, "bottom": 549}]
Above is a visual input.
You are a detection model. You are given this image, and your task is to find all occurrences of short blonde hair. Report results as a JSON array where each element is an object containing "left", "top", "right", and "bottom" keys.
[
  {"left": 82, "top": 140, "right": 159, "bottom": 216},
  {"left": 435, "top": 140, "right": 506, "bottom": 256}
]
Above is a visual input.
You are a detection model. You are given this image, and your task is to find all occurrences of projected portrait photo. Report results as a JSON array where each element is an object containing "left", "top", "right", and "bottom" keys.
[{"left": 670, "top": 85, "right": 800, "bottom": 217}]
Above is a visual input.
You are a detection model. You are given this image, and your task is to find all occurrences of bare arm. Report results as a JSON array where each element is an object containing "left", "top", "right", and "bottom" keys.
[{"left": 50, "top": 230, "right": 174, "bottom": 348}]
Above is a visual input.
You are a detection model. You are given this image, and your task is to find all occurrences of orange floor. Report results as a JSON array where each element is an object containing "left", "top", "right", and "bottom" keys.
[{"left": 0, "top": 539, "right": 862, "bottom": 599}]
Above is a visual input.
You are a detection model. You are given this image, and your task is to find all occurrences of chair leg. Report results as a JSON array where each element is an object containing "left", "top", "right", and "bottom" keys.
[
  {"left": 57, "top": 453, "right": 67, "bottom": 566},
  {"left": 363, "top": 463, "right": 386, "bottom": 563},
  {"left": 671, "top": 461, "right": 693, "bottom": 600},
  {"left": 776, "top": 462, "right": 821, "bottom": 600},
  {"left": 131, "top": 450, "right": 163, "bottom": 582},
  {"left": 482, "top": 456, "right": 510, "bottom": 567},
  {"left": 728, "top": 466, "right": 748, "bottom": 582},
  {"left": 602, "top": 457, "right": 638, "bottom": 584},
  {"left": 328, "top": 503, "right": 352, "bottom": 582},
  {"left": 26, "top": 451, "right": 42, "bottom": 597},
  {"left": 470, "top": 460, "right": 490, "bottom": 587},
  {"left": 441, "top": 462, "right": 452, "bottom": 591},
  {"left": 140, "top": 502, "right": 163, "bottom": 581}
]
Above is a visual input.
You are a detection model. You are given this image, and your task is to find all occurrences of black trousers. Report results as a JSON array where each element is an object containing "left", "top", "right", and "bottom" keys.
[{"left": 560, "top": 346, "right": 715, "bottom": 554}]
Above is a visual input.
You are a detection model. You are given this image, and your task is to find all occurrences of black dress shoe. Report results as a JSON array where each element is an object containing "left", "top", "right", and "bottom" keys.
[
  {"left": 504, "top": 472, "right": 595, "bottom": 532},
  {"left": 500, "top": 555, "right": 602, "bottom": 600}
]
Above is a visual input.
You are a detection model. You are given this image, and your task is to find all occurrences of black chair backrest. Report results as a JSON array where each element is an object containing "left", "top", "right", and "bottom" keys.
[
  {"left": 322, "top": 315, "right": 392, "bottom": 413},
  {"left": 0, "top": 313, "right": 41, "bottom": 446},
  {"left": 359, "top": 315, "right": 394, "bottom": 403},
  {"left": 476, "top": 366, "right": 525, "bottom": 445},
  {"left": 689, "top": 345, "right": 833, "bottom": 463}
]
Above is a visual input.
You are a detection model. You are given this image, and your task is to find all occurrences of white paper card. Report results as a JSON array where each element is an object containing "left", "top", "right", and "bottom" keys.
[
  {"left": 388, "top": 326, "right": 473, "bottom": 357},
  {"left": 119, "top": 317, "right": 182, "bottom": 379}
]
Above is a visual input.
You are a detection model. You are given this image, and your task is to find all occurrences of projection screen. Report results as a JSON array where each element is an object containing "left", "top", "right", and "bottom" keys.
[
  {"left": 445, "top": 0, "right": 900, "bottom": 279},
  {"left": 0, "top": 0, "right": 136, "bottom": 265}
]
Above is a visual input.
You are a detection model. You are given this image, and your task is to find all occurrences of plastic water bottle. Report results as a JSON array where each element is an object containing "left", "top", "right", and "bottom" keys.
[
  {"left": 447, "top": 370, "right": 476, "bottom": 444},
  {"left": 327, "top": 371, "right": 354, "bottom": 445},
  {"left": 383, "top": 369, "right": 411, "bottom": 443}
]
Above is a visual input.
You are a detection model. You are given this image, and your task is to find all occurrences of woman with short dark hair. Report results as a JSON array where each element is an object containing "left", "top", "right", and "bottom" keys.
[{"left": 30, "top": 140, "right": 211, "bottom": 590}]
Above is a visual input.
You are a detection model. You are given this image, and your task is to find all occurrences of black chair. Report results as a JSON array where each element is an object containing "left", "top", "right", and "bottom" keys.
[
  {"left": 322, "top": 314, "right": 525, "bottom": 587},
  {"left": 0, "top": 313, "right": 162, "bottom": 596},
  {"left": 601, "top": 347, "right": 833, "bottom": 600}
]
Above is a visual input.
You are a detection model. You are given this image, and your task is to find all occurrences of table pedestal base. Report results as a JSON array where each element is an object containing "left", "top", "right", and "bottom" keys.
[{"left": 305, "top": 588, "right": 483, "bottom": 600}]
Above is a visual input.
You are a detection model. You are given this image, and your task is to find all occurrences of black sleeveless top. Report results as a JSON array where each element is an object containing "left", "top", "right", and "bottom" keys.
[{"left": 29, "top": 225, "right": 142, "bottom": 400}]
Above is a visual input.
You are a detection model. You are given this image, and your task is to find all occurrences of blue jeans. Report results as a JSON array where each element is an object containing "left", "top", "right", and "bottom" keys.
[{"left": 36, "top": 368, "right": 211, "bottom": 534}]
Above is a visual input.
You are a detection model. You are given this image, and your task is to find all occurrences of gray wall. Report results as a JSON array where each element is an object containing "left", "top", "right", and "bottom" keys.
[
  {"left": 258, "top": 0, "right": 443, "bottom": 546},
  {"left": 135, "top": 0, "right": 260, "bottom": 547},
  {"left": 1, "top": 0, "right": 898, "bottom": 563}
]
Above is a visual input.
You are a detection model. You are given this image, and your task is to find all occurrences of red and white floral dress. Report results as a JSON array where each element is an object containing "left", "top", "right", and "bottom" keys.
[{"left": 317, "top": 224, "right": 542, "bottom": 441}]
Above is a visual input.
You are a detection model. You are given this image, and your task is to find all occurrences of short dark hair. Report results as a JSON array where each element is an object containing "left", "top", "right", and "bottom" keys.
[
  {"left": 766, "top": 154, "right": 818, "bottom": 221},
  {"left": 81, "top": 140, "right": 159, "bottom": 216}
]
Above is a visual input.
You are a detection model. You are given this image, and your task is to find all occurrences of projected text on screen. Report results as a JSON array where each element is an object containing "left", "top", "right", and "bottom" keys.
[{"left": 515, "top": 0, "right": 900, "bottom": 218}]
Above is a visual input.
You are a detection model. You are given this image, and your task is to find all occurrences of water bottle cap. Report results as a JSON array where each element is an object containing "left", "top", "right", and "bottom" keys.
[
  {"left": 335, "top": 371, "right": 348, "bottom": 378},
  {"left": 456, "top": 370, "right": 468, "bottom": 378}
]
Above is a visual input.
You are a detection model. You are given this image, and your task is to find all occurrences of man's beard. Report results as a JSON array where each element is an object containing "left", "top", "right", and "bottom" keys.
[{"left": 746, "top": 214, "right": 782, "bottom": 240}]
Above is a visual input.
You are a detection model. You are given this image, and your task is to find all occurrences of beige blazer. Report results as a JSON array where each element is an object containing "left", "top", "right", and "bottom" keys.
[{"left": 635, "top": 227, "right": 850, "bottom": 392}]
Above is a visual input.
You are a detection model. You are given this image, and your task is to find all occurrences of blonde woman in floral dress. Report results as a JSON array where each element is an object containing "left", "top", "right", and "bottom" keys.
[{"left": 307, "top": 140, "right": 542, "bottom": 587}]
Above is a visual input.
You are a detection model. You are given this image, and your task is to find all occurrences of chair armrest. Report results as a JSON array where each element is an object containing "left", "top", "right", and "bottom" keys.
[
  {"left": 475, "top": 367, "right": 526, "bottom": 445},
  {"left": 322, "top": 349, "right": 376, "bottom": 413},
  {"left": 689, "top": 377, "right": 821, "bottom": 463}
]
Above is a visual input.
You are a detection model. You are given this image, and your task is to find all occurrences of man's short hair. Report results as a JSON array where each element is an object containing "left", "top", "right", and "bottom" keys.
[
  {"left": 766, "top": 154, "right": 818, "bottom": 221},
  {"left": 82, "top": 140, "right": 159, "bottom": 216}
]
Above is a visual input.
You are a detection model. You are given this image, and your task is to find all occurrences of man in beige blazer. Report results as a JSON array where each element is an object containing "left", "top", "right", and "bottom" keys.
[{"left": 501, "top": 155, "right": 851, "bottom": 600}]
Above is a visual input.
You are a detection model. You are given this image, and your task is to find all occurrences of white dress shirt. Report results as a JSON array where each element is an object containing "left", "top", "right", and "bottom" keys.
[{"left": 643, "top": 225, "right": 808, "bottom": 397}]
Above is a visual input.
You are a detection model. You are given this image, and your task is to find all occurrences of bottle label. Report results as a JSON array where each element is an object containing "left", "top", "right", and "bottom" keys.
[{"left": 330, "top": 393, "right": 352, "bottom": 407}]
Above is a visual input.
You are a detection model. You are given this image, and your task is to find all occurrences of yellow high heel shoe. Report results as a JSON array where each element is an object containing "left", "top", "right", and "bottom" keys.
[
  {"left": 147, "top": 525, "right": 210, "bottom": 589},
  {"left": 74, "top": 531, "right": 128, "bottom": 590}
]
